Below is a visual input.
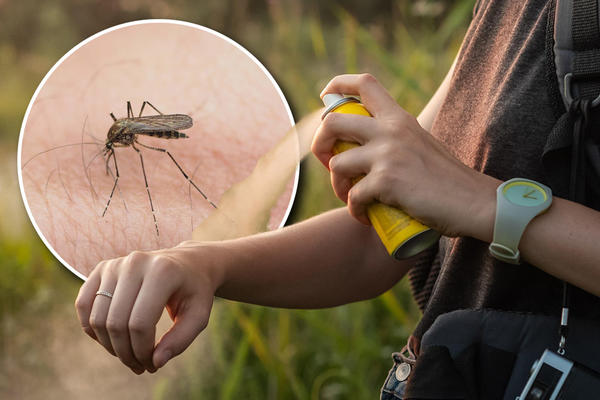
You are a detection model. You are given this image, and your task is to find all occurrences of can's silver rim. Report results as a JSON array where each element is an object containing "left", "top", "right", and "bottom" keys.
[{"left": 321, "top": 96, "right": 360, "bottom": 119}]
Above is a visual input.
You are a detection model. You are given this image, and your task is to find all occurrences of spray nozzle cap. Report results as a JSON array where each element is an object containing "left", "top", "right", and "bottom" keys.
[
  {"left": 322, "top": 93, "right": 345, "bottom": 107},
  {"left": 321, "top": 94, "right": 360, "bottom": 119}
]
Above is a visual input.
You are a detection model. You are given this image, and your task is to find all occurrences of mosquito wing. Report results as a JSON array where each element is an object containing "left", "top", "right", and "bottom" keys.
[{"left": 126, "top": 114, "right": 193, "bottom": 134}]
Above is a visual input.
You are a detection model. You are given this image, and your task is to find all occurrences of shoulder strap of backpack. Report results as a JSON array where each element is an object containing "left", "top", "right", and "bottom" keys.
[
  {"left": 543, "top": 0, "right": 600, "bottom": 208},
  {"left": 554, "top": 0, "right": 600, "bottom": 109},
  {"left": 549, "top": 0, "right": 600, "bottom": 356}
]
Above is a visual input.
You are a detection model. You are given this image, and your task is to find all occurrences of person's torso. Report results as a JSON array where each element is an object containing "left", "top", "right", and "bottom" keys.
[{"left": 411, "top": 0, "right": 600, "bottom": 340}]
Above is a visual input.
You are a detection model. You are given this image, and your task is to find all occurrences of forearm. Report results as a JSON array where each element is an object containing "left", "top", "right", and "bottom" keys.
[
  {"left": 195, "top": 57, "right": 458, "bottom": 309},
  {"left": 470, "top": 176, "right": 600, "bottom": 297},
  {"left": 189, "top": 208, "right": 411, "bottom": 308}
]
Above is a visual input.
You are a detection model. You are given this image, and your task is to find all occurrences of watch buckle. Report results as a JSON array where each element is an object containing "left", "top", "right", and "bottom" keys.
[{"left": 489, "top": 242, "right": 521, "bottom": 265}]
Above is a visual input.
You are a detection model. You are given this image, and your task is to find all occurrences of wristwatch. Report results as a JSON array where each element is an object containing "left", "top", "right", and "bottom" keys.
[{"left": 489, "top": 178, "right": 553, "bottom": 264}]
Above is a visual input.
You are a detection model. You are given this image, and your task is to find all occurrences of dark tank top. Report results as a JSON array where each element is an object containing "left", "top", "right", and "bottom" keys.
[{"left": 409, "top": 0, "right": 600, "bottom": 341}]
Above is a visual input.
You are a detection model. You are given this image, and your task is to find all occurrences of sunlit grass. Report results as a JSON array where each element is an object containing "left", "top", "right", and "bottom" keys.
[{"left": 0, "top": 1, "right": 474, "bottom": 398}]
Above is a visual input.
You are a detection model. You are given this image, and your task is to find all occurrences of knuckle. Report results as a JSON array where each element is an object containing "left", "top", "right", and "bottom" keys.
[
  {"left": 75, "top": 296, "right": 89, "bottom": 312},
  {"left": 358, "top": 73, "right": 377, "bottom": 87},
  {"left": 128, "top": 316, "right": 150, "bottom": 335},
  {"left": 106, "top": 318, "right": 125, "bottom": 335},
  {"left": 347, "top": 187, "right": 361, "bottom": 206},
  {"left": 127, "top": 250, "right": 146, "bottom": 264},
  {"left": 89, "top": 316, "right": 105, "bottom": 331},
  {"left": 321, "top": 112, "right": 340, "bottom": 130},
  {"left": 154, "top": 254, "right": 180, "bottom": 275},
  {"left": 328, "top": 155, "right": 340, "bottom": 172}
]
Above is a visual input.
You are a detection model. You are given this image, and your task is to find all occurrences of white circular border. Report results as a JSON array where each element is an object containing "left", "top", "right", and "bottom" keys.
[{"left": 17, "top": 19, "right": 298, "bottom": 282}]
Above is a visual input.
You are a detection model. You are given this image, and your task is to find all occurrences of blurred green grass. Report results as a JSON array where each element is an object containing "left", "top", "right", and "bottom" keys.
[{"left": 0, "top": 0, "right": 474, "bottom": 398}]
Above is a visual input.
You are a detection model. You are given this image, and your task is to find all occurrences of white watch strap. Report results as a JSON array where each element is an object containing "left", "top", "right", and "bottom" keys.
[{"left": 489, "top": 196, "right": 528, "bottom": 264}]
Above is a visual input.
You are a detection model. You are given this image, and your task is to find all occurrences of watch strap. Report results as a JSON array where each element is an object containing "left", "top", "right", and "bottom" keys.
[{"left": 489, "top": 195, "right": 527, "bottom": 263}]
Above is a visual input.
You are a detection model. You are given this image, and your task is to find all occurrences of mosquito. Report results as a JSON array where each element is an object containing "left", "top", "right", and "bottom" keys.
[{"left": 101, "top": 100, "right": 217, "bottom": 236}]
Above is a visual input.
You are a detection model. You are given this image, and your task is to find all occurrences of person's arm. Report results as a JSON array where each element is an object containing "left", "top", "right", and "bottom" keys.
[
  {"left": 417, "top": 55, "right": 457, "bottom": 131},
  {"left": 211, "top": 208, "right": 409, "bottom": 308},
  {"left": 464, "top": 179, "right": 600, "bottom": 297},
  {"left": 76, "top": 207, "right": 409, "bottom": 374},
  {"left": 213, "top": 56, "right": 459, "bottom": 308},
  {"left": 314, "top": 73, "right": 600, "bottom": 299},
  {"left": 75, "top": 62, "right": 457, "bottom": 374}
]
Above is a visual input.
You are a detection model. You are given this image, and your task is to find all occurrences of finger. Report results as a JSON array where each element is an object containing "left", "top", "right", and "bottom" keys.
[
  {"left": 152, "top": 297, "right": 212, "bottom": 369},
  {"left": 347, "top": 175, "right": 381, "bottom": 226},
  {"left": 320, "top": 73, "right": 400, "bottom": 117},
  {"left": 312, "top": 112, "right": 377, "bottom": 167},
  {"left": 75, "top": 270, "right": 101, "bottom": 341},
  {"left": 129, "top": 264, "right": 181, "bottom": 372},
  {"left": 106, "top": 265, "right": 145, "bottom": 373},
  {"left": 89, "top": 265, "right": 118, "bottom": 357},
  {"left": 329, "top": 146, "right": 373, "bottom": 203}
]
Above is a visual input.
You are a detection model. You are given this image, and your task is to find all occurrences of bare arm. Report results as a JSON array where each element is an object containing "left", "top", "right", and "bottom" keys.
[
  {"left": 210, "top": 57, "right": 459, "bottom": 308},
  {"left": 417, "top": 55, "right": 457, "bottom": 130},
  {"left": 315, "top": 71, "right": 600, "bottom": 303},
  {"left": 413, "top": 52, "right": 600, "bottom": 297},
  {"left": 209, "top": 208, "right": 409, "bottom": 308},
  {"left": 466, "top": 178, "right": 600, "bottom": 297},
  {"left": 75, "top": 55, "right": 457, "bottom": 374},
  {"left": 76, "top": 206, "right": 410, "bottom": 374}
]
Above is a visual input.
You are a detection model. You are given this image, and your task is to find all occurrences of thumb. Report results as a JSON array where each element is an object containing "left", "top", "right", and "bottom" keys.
[{"left": 152, "top": 298, "right": 212, "bottom": 369}]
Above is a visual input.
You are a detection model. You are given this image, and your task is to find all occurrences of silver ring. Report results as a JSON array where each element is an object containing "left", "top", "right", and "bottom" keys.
[{"left": 95, "top": 290, "right": 113, "bottom": 299}]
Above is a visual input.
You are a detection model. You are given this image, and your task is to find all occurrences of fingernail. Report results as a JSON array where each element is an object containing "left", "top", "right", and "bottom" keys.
[{"left": 155, "top": 350, "right": 171, "bottom": 369}]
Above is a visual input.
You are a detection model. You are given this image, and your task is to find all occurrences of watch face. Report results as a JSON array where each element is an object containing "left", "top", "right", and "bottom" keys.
[{"left": 502, "top": 181, "right": 548, "bottom": 207}]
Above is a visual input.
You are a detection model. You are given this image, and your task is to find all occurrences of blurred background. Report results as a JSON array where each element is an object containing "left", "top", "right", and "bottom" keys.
[{"left": 0, "top": 0, "right": 474, "bottom": 398}]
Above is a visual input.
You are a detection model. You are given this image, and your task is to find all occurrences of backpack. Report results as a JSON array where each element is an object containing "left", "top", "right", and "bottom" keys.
[{"left": 543, "top": 0, "right": 600, "bottom": 209}]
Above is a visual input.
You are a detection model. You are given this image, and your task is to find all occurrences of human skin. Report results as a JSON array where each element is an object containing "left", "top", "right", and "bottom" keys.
[
  {"left": 79, "top": 51, "right": 600, "bottom": 378},
  {"left": 315, "top": 74, "right": 600, "bottom": 298},
  {"left": 19, "top": 22, "right": 294, "bottom": 277},
  {"left": 74, "top": 58, "right": 460, "bottom": 375}
]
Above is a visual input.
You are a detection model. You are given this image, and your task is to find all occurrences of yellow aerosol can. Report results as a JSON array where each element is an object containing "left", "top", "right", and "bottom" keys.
[{"left": 321, "top": 94, "right": 440, "bottom": 259}]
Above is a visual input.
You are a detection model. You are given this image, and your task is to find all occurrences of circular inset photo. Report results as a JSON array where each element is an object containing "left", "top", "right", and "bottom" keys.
[{"left": 18, "top": 20, "right": 297, "bottom": 279}]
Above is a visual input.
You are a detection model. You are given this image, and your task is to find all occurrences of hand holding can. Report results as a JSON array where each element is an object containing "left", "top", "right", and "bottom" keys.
[{"left": 321, "top": 94, "right": 440, "bottom": 259}]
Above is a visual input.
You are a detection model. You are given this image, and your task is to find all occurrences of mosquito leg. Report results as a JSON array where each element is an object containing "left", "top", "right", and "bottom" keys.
[
  {"left": 131, "top": 142, "right": 159, "bottom": 236},
  {"left": 100, "top": 150, "right": 128, "bottom": 213},
  {"left": 138, "top": 101, "right": 146, "bottom": 117},
  {"left": 127, "top": 101, "right": 134, "bottom": 119},
  {"left": 104, "top": 149, "right": 113, "bottom": 176},
  {"left": 140, "top": 101, "right": 164, "bottom": 116},
  {"left": 102, "top": 149, "right": 120, "bottom": 218},
  {"left": 135, "top": 140, "right": 218, "bottom": 209},
  {"left": 188, "top": 163, "right": 202, "bottom": 232},
  {"left": 108, "top": 166, "right": 128, "bottom": 213}
]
